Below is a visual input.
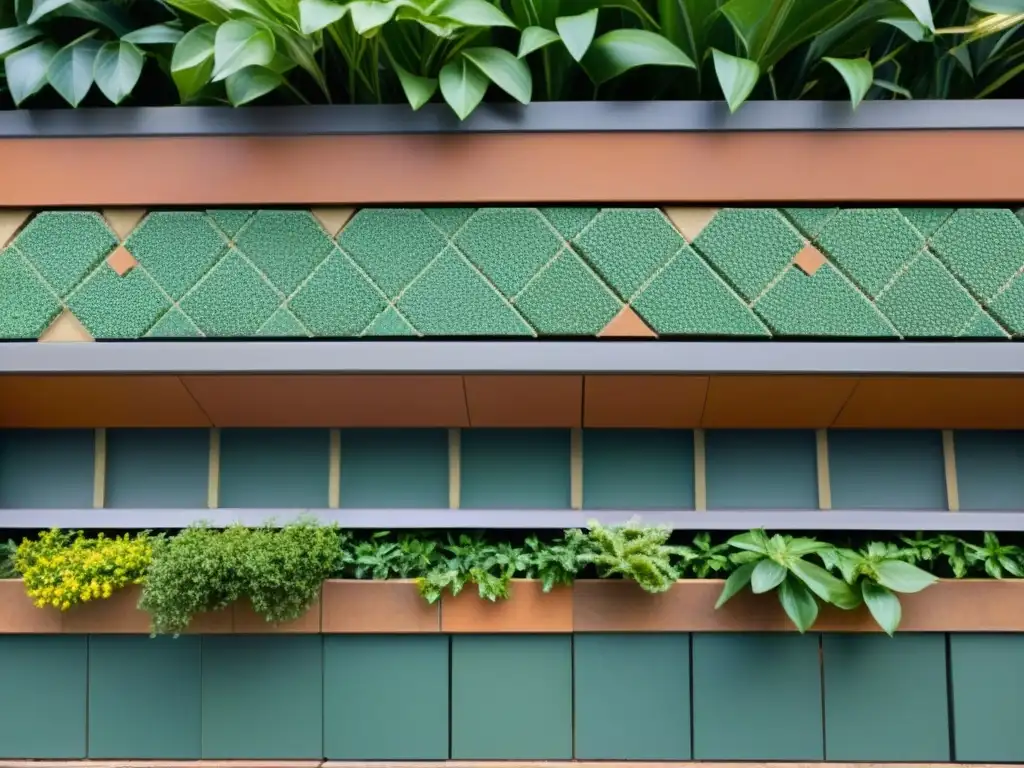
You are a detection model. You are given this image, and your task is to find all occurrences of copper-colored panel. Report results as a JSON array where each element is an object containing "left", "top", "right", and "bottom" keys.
[
  {"left": 0, "top": 376, "right": 212, "bottom": 428},
  {"left": 441, "top": 581, "right": 572, "bottom": 633},
  {"left": 0, "top": 580, "right": 61, "bottom": 634},
  {"left": 321, "top": 580, "right": 439, "bottom": 633},
  {"left": 182, "top": 608, "right": 234, "bottom": 634},
  {"left": 60, "top": 585, "right": 151, "bottom": 634},
  {"left": 464, "top": 375, "right": 582, "bottom": 427},
  {"left": 834, "top": 377, "right": 1024, "bottom": 429},
  {"left": 233, "top": 595, "right": 321, "bottom": 633},
  {"left": 584, "top": 376, "right": 708, "bottom": 428},
  {"left": 702, "top": 376, "right": 858, "bottom": 428},
  {"left": 181, "top": 375, "right": 469, "bottom": 427}
]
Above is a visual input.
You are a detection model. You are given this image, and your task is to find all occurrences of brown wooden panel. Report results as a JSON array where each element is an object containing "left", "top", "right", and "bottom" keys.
[
  {"left": 60, "top": 585, "right": 151, "bottom": 634},
  {"left": 321, "top": 580, "right": 439, "bottom": 633},
  {"left": 583, "top": 375, "right": 708, "bottom": 428},
  {"left": 441, "top": 580, "right": 572, "bottom": 633},
  {"left": 0, "top": 580, "right": 61, "bottom": 634},
  {"left": 702, "top": 375, "right": 858, "bottom": 428},
  {"left": 464, "top": 375, "right": 582, "bottom": 427},
  {"left": 232, "top": 596, "right": 321, "bottom": 633}
]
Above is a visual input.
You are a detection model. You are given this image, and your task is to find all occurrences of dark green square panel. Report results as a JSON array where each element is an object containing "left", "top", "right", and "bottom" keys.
[
  {"left": 0, "top": 635, "right": 86, "bottom": 757},
  {"left": 324, "top": 635, "right": 448, "bottom": 759},
  {"left": 219, "top": 428, "right": 329, "bottom": 508},
  {"left": 451, "top": 635, "right": 572, "bottom": 758},
  {"left": 955, "top": 431, "right": 1024, "bottom": 510},
  {"left": 460, "top": 429, "right": 570, "bottom": 509},
  {"left": 706, "top": 430, "right": 818, "bottom": 509},
  {"left": 823, "top": 634, "right": 949, "bottom": 761},
  {"left": 105, "top": 429, "right": 209, "bottom": 508},
  {"left": 88, "top": 636, "right": 201, "bottom": 758},
  {"left": 829, "top": 430, "right": 946, "bottom": 509},
  {"left": 0, "top": 429, "right": 94, "bottom": 508},
  {"left": 950, "top": 634, "right": 1024, "bottom": 761},
  {"left": 574, "top": 634, "right": 691, "bottom": 759},
  {"left": 583, "top": 430, "right": 694, "bottom": 510},
  {"left": 339, "top": 429, "right": 448, "bottom": 508},
  {"left": 201, "top": 636, "right": 322, "bottom": 758},
  {"left": 692, "top": 633, "right": 822, "bottom": 760}
]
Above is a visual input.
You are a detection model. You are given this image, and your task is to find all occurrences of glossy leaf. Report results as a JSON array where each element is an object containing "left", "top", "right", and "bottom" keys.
[
  {"left": 862, "top": 580, "right": 901, "bottom": 635},
  {"left": 122, "top": 24, "right": 185, "bottom": 45},
  {"left": 875, "top": 559, "right": 939, "bottom": 593},
  {"left": 789, "top": 558, "right": 856, "bottom": 605},
  {"left": 556, "top": 9, "right": 599, "bottom": 62},
  {"left": 518, "top": 26, "right": 561, "bottom": 57},
  {"left": 225, "top": 64, "right": 282, "bottom": 104},
  {"left": 298, "top": 0, "right": 347, "bottom": 34},
  {"left": 824, "top": 56, "right": 873, "bottom": 107},
  {"left": 971, "top": 0, "right": 1024, "bottom": 10},
  {"left": 428, "top": 0, "right": 517, "bottom": 28},
  {"left": 212, "top": 20, "right": 274, "bottom": 82},
  {"left": 583, "top": 28, "right": 695, "bottom": 84},
  {"left": 94, "top": 40, "right": 144, "bottom": 104},
  {"left": 348, "top": 0, "right": 406, "bottom": 34},
  {"left": 170, "top": 23, "right": 216, "bottom": 101},
  {"left": 4, "top": 40, "right": 56, "bottom": 105},
  {"left": 658, "top": 0, "right": 719, "bottom": 82},
  {"left": 750, "top": 558, "right": 787, "bottom": 593},
  {"left": 439, "top": 54, "right": 488, "bottom": 119},
  {"left": 712, "top": 48, "right": 758, "bottom": 111},
  {"left": 47, "top": 35, "right": 102, "bottom": 106},
  {"left": 779, "top": 575, "right": 819, "bottom": 633},
  {"left": 463, "top": 46, "right": 532, "bottom": 103},
  {"left": 901, "top": 0, "right": 935, "bottom": 30},
  {"left": 0, "top": 26, "right": 41, "bottom": 57},
  {"left": 881, "top": 17, "right": 930, "bottom": 41},
  {"left": 393, "top": 60, "right": 438, "bottom": 109},
  {"left": 714, "top": 560, "right": 755, "bottom": 608},
  {"left": 26, "top": 0, "right": 73, "bottom": 24}
]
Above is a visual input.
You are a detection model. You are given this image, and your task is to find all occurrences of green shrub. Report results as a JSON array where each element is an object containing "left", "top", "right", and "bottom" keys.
[{"left": 577, "top": 520, "right": 681, "bottom": 593}]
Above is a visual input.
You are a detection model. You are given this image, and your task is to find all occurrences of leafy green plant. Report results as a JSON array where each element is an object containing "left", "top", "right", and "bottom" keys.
[
  {"left": 523, "top": 529, "right": 588, "bottom": 591},
  {"left": 675, "top": 531, "right": 732, "bottom": 578},
  {"left": 416, "top": 533, "right": 530, "bottom": 603},
  {"left": 342, "top": 531, "right": 439, "bottom": 579},
  {"left": 900, "top": 532, "right": 973, "bottom": 577},
  {"left": 0, "top": 539, "right": 18, "bottom": 579},
  {"left": 577, "top": 520, "right": 681, "bottom": 593},
  {"left": 965, "top": 532, "right": 1024, "bottom": 578}
]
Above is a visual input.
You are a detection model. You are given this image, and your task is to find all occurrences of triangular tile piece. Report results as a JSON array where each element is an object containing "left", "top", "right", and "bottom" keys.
[
  {"left": 793, "top": 243, "right": 828, "bottom": 276},
  {"left": 663, "top": 207, "right": 719, "bottom": 242},
  {"left": 311, "top": 207, "right": 357, "bottom": 238},
  {"left": 0, "top": 210, "right": 31, "bottom": 248},
  {"left": 106, "top": 245, "right": 138, "bottom": 276},
  {"left": 599, "top": 306, "right": 657, "bottom": 338},
  {"left": 38, "top": 310, "right": 94, "bottom": 343},
  {"left": 102, "top": 209, "right": 147, "bottom": 241}
]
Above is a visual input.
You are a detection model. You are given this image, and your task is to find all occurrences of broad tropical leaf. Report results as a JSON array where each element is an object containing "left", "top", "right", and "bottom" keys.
[
  {"left": 556, "top": 9, "right": 599, "bottom": 61},
  {"left": 824, "top": 56, "right": 873, "bottom": 107},
  {"left": 439, "top": 54, "right": 488, "bottom": 118},
  {"left": 862, "top": 580, "right": 902, "bottom": 635},
  {"left": 712, "top": 47, "right": 758, "bottom": 111},
  {"left": 779, "top": 575, "right": 819, "bottom": 632},
  {"left": 47, "top": 35, "right": 102, "bottom": 106},
  {"left": 225, "top": 64, "right": 282, "bottom": 104},
  {"left": 212, "top": 20, "right": 275, "bottom": 82},
  {"left": 518, "top": 26, "right": 561, "bottom": 57},
  {"left": 4, "top": 40, "right": 56, "bottom": 104},
  {"left": 171, "top": 23, "right": 216, "bottom": 101},
  {"left": 463, "top": 46, "right": 532, "bottom": 103},
  {"left": 582, "top": 28, "right": 694, "bottom": 84},
  {"left": 94, "top": 39, "right": 144, "bottom": 104}
]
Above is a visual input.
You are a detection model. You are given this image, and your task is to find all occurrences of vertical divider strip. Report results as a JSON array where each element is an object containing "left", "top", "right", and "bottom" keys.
[
  {"left": 207, "top": 427, "right": 221, "bottom": 510},
  {"left": 693, "top": 429, "right": 707, "bottom": 511},
  {"left": 943, "top": 430, "right": 960, "bottom": 512},
  {"left": 570, "top": 428, "right": 583, "bottom": 510},
  {"left": 448, "top": 428, "right": 461, "bottom": 509},
  {"left": 92, "top": 428, "right": 106, "bottom": 509},
  {"left": 328, "top": 429, "right": 341, "bottom": 509},
  {"left": 816, "top": 429, "right": 832, "bottom": 511}
]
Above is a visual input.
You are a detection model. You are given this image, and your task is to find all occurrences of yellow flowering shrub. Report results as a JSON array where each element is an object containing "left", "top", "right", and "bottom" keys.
[{"left": 15, "top": 529, "right": 153, "bottom": 611}]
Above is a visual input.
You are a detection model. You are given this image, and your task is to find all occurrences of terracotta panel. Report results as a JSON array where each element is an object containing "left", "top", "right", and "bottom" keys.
[
  {"left": 232, "top": 595, "right": 321, "bottom": 633},
  {"left": 321, "top": 580, "right": 439, "bottom": 633},
  {"left": 441, "top": 580, "right": 573, "bottom": 633},
  {"left": 182, "top": 609, "right": 234, "bottom": 634},
  {"left": 0, "top": 580, "right": 61, "bottom": 634},
  {"left": 584, "top": 375, "right": 708, "bottom": 428},
  {"left": 702, "top": 375, "right": 858, "bottom": 428},
  {"left": 181, "top": 375, "right": 469, "bottom": 427},
  {"left": 60, "top": 584, "right": 151, "bottom": 634},
  {"left": 0, "top": 376, "right": 212, "bottom": 428},
  {"left": 464, "top": 375, "right": 582, "bottom": 427}
]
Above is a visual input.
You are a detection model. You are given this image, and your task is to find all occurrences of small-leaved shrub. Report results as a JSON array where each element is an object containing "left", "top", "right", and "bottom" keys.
[
  {"left": 577, "top": 520, "right": 681, "bottom": 593},
  {"left": 416, "top": 534, "right": 530, "bottom": 603}
]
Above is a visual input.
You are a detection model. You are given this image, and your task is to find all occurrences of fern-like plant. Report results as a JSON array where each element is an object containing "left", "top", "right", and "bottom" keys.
[{"left": 578, "top": 520, "right": 680, "bottom": 593}]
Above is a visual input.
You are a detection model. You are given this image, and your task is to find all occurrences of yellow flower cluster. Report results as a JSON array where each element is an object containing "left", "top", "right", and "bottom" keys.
[{"left": 15, "top": 529, "right": 153, "bottom": 611}]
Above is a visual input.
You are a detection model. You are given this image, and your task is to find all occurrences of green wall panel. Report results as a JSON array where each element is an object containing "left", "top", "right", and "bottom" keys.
[
  {"left": 829, "top": 430, "right": 947, "bottom": 509},
  {"left": 451, "top": 634, "right": 572, "bottom": 759},
  {"left": 582, "top": 430, "right": 694, "bottom": 510},
  {"left": 88, "top": 636, "right": 202, "bottom": 758},
  {"left": 692, "top": 633, "right": 823, "bottom": 760},
  {"left": 955, "top": 430, "right": 1024, "bottom": 510},
  {"left": 950, "top": 634, "right": 1024, "bottom": 762},
  {"left": 574, "top": 633, "right": 691, "bottom": 759},
  {"left": 823, "top": 633, "right": 949, "bottom": 761},
  {"left": 339, "top": 429, "right": 448, "bottom": 508},
  {"left": 0, "top": 429, "right": 94, "bottom": 508},
  {"left": 324, "top": 635, "right": 448, "bottom": 759},
  {"left": 0, "top": 635, "right": 87, "bottom": 757},
  {"left": 706, "top": 430, "right": 818, "bottom": 510},
  {"left": 218, "top": 428, "right": 329, "bottom": 508},
  {"left": 460, "top": 429, "right": 571, "bottom": 509},
  {"left": 105, "top": 429, "right": 209, "bottom": 508},
  {"left": 201, "top": 635, "right": 323, "bottom": 759}
]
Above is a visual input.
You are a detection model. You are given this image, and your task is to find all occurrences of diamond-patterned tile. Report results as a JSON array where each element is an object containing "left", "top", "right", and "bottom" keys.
[
  {"left": 258, "top": 308, "right": 310, "bottom": 337},
  {"left": 930, "top": 209, "right": 1024, "bottom": 302},
  {"left": 146, "top": 308, "right": 204, "bottom": 338},
  {"left": 126, "top": 212, "right": 227, "bottom": 300},
  {"left": 875, "top": 253, "right": 982, "bottom": 337},
  {"left": 900, "top": 208, "right": 955, "bottom": 239},
  {"left": 14, "top": 212, "right": 117, "bottom": 297},
  {"left": 362, "top": 306, "right": 419, "bottom": 337},
  {"left": 423, "top": 208, "right": 475, "bottom": 235},
  {"left": 207, "top": 209, "right": 254, "bottom": 238},
  {"left": 67, "top": 267, "right": 171, "bottom": 339},
  {"left": 988, "top": 271, "right": 1024, "bottom": 335},
  {"left": 959, "top": 310, "right": 1009, "bottom": 339},
  {"left": 539, "top": 207, "right": 599, "bottom": 240},
  {"left": 288, "top": 252, "right": 388, "bottom": 337},
  {"left": 513, "top": 249, "right": 621, "bottom": 335},
  {"left": 782, "top": 208, "right": 838, "bottom": 240},
  {"left": 179, "top": 250, "right": 281, "bottom": 337},
  {"left": 0, "top": 249, "right": 61, "bottom": 339},
  {"left": 234, "top": 210, "right": 335, "bottom": 296}
]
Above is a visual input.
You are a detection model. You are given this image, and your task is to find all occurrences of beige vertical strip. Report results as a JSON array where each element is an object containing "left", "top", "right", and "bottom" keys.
[
  {"left": 92, "top": 428, "right": 107, "bottom": 509},
  {"left": 328, "top": 429, "right": 341, "bottom": 509},
  {"left": 816, "top": 429, "right": 832, "bottom": 510},
  {"left": 943, "top": 429, "right": 960, "bottom": 512},
  {"left": 570, "top": 428, "right": 584, "bottom": 510},
  {"left": 448, "top": 428, "right": 461, "bottom": 509},
  {"left": 207, "top": 428, "right": 221, "bottom": 509},
  {"left": 693, "top": 429, "right": 707, "bottom": 511}
]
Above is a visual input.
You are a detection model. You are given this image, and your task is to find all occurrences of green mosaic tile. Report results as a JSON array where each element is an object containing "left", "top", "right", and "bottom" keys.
[
  {"left": 234, "top": 210, "right": 334, "bottom": 296},
  {"left": 454, "top": 208, "right": 562, "bottom": 297},
  {"left": 754, "top": 264, "right": 897, "bottom": 337},
  {"left": 0, "top": 249, "right": 61, "bottom": 339},
  {"left": 67, "top": 265, "right": 171, "bottom": 339},
  {"left": 960, "top": 310, "right": 1010, "bottom": 338},
  {"left": 514, "top": 249, "right": 621, "bottom": 335},
  {"left": 573, "top": 208, "right": 684, "bottom": 301},
  {"left": 126, "top": 212, "right": 228, "bottom": 301},
  {"left": 146, "top": 308, "right": 203, "bottom": 338},
  {"left": 423, "top": 208, "right": 475, "bottom": 235},
  {"left": 339, "top": 209, "right": 448, "bottom": 299},
  {"left": 875, "top": 253, "right": 982, "bottom": 338},
  {"left": 179, "top": 250, "right": 281, "bottom": 337},
  {"left": 207, "top": 209, "right": 254, "bottom": 238},
  {"left": 782, "top": 208, "right": 837, "bottom": 240},
  {"left": 397, "top": 247, "right": 533, "bottom": 336},
  {"left": 288, "top": 253, "right": 387, "bottom": 337},
  {"left": 540, "top": 207, "right": 600, "bottom": 240},
  {"left": 900, "top": 208, "right": 955, "bottom": 239},
  {"left": 14, "top": 212, "right": 116, "bottom": 297},
  {"left": 816, "top": 208, "right": 924, "bottom": 298},
  {"left": 930, "top": 209, "right": 1024, "bottom": 301},
  {"left": 633, "top": 249, "right": 769, "bottom": 336},
  {"left": 257, "top": 308, "right": 309, "bottom": 337},
  {"left": 362, "top": 306, "right": 418, "bottom": 337},
  {"left": 988, "top": 272, "right": 1024, "bottom": 334}
]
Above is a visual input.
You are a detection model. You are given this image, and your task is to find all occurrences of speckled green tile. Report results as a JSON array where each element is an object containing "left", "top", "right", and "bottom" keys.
[
  {"left": 875, "top": 253, "right": 982, "bottom": 337},
  {"left": 339, "top": 209, "right": 448, "bottom": 298},
  {"left": 397, "top": 248, "right": 533, "bottom": 336},
  {"left": 0, "top": 250, "right": 61, "bottom": 339},
  {"left": 362, "top": 306, "right": 418, "bottom": 337},
  {"left": 754, "top": 264, "right": 897, "bottom": 337},
  {"left": 454, "top": 209, "right": 562, "bottom": 297},
  {"left": 900, "top": 208, "right": 955, "bottom": 239},
  {"left": 179, "top": 250, "right": 281, "bottom": 337},
  {"left": 573, "top": 208, "right": 683, "bottom": 301},
  {"left": 816, "top": 208, "right": 924, "bottom": 298},
  {"left": 692, "top": 209, "right": 804, "bottom": 300},
  {"left": 782, "top": 208, "right": 837, "bottom": 240},
  {"left": 959, "top": 310, "right": 1009, "bottom": 339},
  {"left": 146, "top": 308, "right": 204, "bottom": 338},
  {"left": 126, "top": 212, "right": 227, "bottom": 300},
  {"left": 423, "top": 208, "right": 475, "bottom": 235},
  {"left": 67, "top": 265, "right": 171, "bottom": 339},
  {"left": 14, "top": 212, "right": 116, "bottom": 297},
  {"left": 234, "top": 210, "right": 335, "bottom": 295},
  {"left": 633, "top": 249, "right": 769, "bottom": 336},
  {"left": 288, "top": 253, "right": 387, "bottom": 337},
  {"left": 207, "top": 210, "right": 254, "bottom": 238},
  {"left": 540, "top": 207, "right": 600, "bottom": 240},
  {"left": 514, "top": 249, "right": 621, "bottom": 335},
  {"left": 930, "top": 209, "right": 1024, "bottom": 301},
  {"left": 257, "top": 308, "right": 309, "bottom": 337},
  {"left": 988, "top": 272, "right": 1024, "bottom": 334}
]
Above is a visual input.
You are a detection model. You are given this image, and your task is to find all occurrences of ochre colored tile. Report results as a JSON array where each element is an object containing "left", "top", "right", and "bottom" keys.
[
  {"left": 442, "top": 581, "right": 572, "bottom": 633},
  {"left": 38, "top": 310, "right": 93, "bottom": 342},
  {"left": 0, "top": 580, "right": 62, "bottom": 633},
  {"left": 584, "top": 376, "right": 708, "bottom": 428},
  {"left": 702, "top": 376, "right": 858, "bottom": 428},
  {"left": 598, "top": 306, "right": 657, "bottom": 338},
  {"left": 793, "top": 243, "right": 827, "bottom": 276},
  {"left": 101, "top": 208, "right": 146, "bottom": 241},
  {"left": 0, "top": 210, "right": 30, "bottom": 247},
  {"left": 321, "top": 581, "right": 439, "bottom": 633},
  {"left": 61, "top": 585, "right": 150, "bottom": 634},
  {"left": 105, "top": 245, "right": 138, "bottom": 276},
  {"left": 464, "top": 375, "right": 581, "bottom": 427},
  {"left": 233, "top": 595, "right": 321, "bottom": 633},
  {"left": 310, "top": 207, "right": 356, "bottom": 238},
  {"left": 663, "top": 206, "right": 719, "bottom": 242}
]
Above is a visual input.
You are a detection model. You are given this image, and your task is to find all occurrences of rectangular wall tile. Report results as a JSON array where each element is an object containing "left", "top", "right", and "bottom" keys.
[
  {"left": 105, "top": 428, "right": 209, "bottom": 508},
  {"left": 218, "top": 428, "right": 330, "bottom": 508},
  {"left": 692, "top": 633, "right": 823, "bottom": 760},
  {"left": 706, "top": 429, "right": 818, "bottom": 509},
  {"left": 0, "top": 429, "right": 94, "bottom": 508},
  {"left": 574, "top": 633, "right": 691, "bottom": 759},
  {"left": 583, "top": 429, "right": 694, "bottom": 509},
  {"left": 451, "top": 634, "right": 572, "bottom": 759},
  {"left": 955, "top": 430, "right": 1024, "bottom": 510},
  {"left": 829, "top": 429, "right": 946, "bottom": 509},
  {"left": 950, "top": 634, "right": 1024, "bottom": 761},
  {"left": 460, "top": 429, "right": 571, "bottom": 509},
  {"left": 88, "top": 636, "right": 202, "bottom": 758},
  {"left": 339, "top": 429, "right": 448, "bottom": 508},
  {"left": 201, "top": 635, "right": 323, "bottom": 758},
  {"left": 823, "top": 633, "right": 949, "bottom": 761},
  {"left": 324, "top": 635, "right": 448, "bottom": 759}
]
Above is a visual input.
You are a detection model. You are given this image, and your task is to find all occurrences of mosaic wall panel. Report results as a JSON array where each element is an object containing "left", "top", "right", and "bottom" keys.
[{"left": 1, "top": 207, "right": 1022, "bottom": 339}]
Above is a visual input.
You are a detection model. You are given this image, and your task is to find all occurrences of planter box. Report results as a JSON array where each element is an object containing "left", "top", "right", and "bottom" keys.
[
  {"left": 321, "top": 580, "right": 439, "bottom": 633},
  {"left": 440, "top": 580, "right": 573, "bottom": 633}
]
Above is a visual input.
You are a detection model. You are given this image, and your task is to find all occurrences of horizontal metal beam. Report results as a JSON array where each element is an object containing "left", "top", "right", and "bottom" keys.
[{"left": 1, "top": 341, "right": 1022, "bottom": 376}]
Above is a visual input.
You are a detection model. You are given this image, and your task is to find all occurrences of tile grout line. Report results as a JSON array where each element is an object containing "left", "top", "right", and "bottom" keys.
[
  {"left": 92, "top": 428, "right": 106, "bottom": 510},
  {"left": 207, "top": 428, "right": 221, "bottom": 510},
  {"left": 328, "top": 429, "right": 341, "bottom": 509},
  {"left": 816, "top": 429, "right": 832, "bottom": 511},
  {"left": 693, "top": 429, "right": 707, "bottom": 512},
  {"left": 943, "top": 430, "right": 960, "bottom": 512},
  {"left": 448, "top": 429, "right": 461, "bottom": 510}
]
